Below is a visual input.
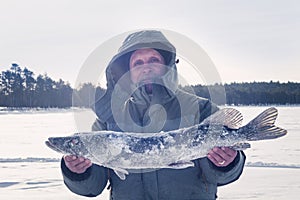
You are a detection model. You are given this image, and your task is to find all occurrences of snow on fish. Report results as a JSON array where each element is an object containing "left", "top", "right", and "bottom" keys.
[{"left": 45, "top": 107, "right": 287, "bottom": 180}]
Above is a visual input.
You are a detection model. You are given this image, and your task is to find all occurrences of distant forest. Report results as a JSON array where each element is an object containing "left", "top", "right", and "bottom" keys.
[
  {"left": 1, "top": 64, "right": 299, "bottom": 108},
  {"left": 0, "top": 64, "right": 104, "bottom": 108}
]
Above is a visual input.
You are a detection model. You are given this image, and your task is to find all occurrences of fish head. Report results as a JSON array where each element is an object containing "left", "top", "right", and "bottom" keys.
[{"left": 45, "top": 136, "right": 89, "bottom": 157}]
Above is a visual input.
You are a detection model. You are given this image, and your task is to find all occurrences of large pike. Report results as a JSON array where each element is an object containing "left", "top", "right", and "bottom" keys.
[{"left": 45, "top": 107, "right": 287, "bottom": 180}]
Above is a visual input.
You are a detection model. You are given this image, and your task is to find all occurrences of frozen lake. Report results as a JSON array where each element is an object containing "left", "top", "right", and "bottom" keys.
[{"left": 0, "top": 106, "right": 299, "bottom": 199}]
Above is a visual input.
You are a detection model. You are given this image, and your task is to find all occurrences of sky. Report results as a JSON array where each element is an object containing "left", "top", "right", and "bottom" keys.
[{"left": 1, "top": 0, "right": 299, "bottom": 87}]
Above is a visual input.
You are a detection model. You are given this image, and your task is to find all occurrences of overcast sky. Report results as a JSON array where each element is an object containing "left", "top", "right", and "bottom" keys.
[{"left": 1, "top": 0, "right": 299, "bottom": 87}]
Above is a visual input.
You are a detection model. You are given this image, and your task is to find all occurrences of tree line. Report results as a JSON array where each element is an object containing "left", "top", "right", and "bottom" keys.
[
  {"left": 0, "top": 64, "right": 104, "bottom": 108},
  {"left": 1, "top": 64, "right": 299, "bottom": 108},
  {"left": 182, "top": 82, "right": 300, "bottom": 105}
]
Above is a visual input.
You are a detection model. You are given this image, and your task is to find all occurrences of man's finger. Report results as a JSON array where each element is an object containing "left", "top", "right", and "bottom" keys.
[
  {"left": 221, "top": 147, "right": 237, "bottom": 157},
  {"left": 75, "top": 160, "right": 92, "bottom": 172},
  {"left": 64, "top": 155, "right": 77, "bottom": 162}
]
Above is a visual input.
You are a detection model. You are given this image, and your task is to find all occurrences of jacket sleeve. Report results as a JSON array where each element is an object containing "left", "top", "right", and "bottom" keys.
[
  {"left": 213, "top": 151, "right": 246, "bottom": 186},
  {"left": 61, "top": 159, "right": 109, "bottom": 197},
  {"left": 61, "top": 118, "right": 109, "bottom": 197}
]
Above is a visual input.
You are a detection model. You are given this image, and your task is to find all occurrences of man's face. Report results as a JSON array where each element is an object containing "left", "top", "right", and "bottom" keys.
[{"left": 129, "top": 48, "right": 166, "bottom": 84}]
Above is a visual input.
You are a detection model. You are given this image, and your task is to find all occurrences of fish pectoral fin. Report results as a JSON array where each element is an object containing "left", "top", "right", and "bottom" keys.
[
  {"left": 112, "top": 168, "right": 129, "bottom": 180},
  {"left": 167, "top": 161, "right": 195, "bottom": 169},
  {"left": 230, "top": 142, "right": 251, "bottom": 150}
]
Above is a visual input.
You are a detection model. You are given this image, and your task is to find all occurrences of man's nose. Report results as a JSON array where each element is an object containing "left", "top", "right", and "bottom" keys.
[{"left": 142, "top": 65, "right": 153, "bottom": 73}]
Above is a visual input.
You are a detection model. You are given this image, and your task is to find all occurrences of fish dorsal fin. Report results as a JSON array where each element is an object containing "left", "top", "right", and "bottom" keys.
[{"left": 200, "top": 108, "right": 243, "bottom": 129}]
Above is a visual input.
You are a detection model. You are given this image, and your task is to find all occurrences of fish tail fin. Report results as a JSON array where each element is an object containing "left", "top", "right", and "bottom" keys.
[{"left": 242, "top": 107, "right": 287, "bottom": 141}]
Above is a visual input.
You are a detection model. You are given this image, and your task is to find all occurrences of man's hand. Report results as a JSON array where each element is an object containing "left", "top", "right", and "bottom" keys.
[
  {"left": 63, "top": 155, "right": 92, "bottom": 174},
  {"left": 207, "top": 147, "right": 237, "bottom": 167}
]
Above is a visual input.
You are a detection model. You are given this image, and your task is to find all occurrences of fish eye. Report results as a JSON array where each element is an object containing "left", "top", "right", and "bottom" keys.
[{"left": 69, "top": 138, "right": 79, "bottom": 147}]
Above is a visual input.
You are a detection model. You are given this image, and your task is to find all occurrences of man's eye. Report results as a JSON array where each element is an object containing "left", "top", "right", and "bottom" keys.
[
  {"left": 149, "top": 57, "right": 160, "bottom": 63},
  {"left": 133, "top": 60, "right": 144, "bottom": 67}
]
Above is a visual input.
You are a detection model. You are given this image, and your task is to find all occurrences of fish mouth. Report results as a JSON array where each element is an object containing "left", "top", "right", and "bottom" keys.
[{"left": 45, "top": 140, "right": 65, "bottom": 154}]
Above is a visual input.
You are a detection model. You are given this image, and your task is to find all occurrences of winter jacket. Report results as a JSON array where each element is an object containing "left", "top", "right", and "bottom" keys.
[{"left": 61, "top": 30, "right": 246, "bottom": 200}]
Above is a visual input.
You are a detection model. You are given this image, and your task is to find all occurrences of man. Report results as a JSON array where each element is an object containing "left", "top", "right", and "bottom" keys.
[{"left": 61, "top": 30, "right": 245, "bottom": 199}]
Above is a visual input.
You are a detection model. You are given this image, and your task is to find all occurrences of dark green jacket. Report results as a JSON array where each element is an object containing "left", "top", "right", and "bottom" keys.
[{"left": 61, "top": 30, "right": 246, "bottom": 200}]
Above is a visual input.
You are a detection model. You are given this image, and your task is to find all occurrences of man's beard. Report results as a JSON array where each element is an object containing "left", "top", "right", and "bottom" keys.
[
  {"left": 144, "top": 83, "right": 153, "bottom": 94},
  {"left": 139, "top": 76, "right": 157, "bottom": 94}
]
